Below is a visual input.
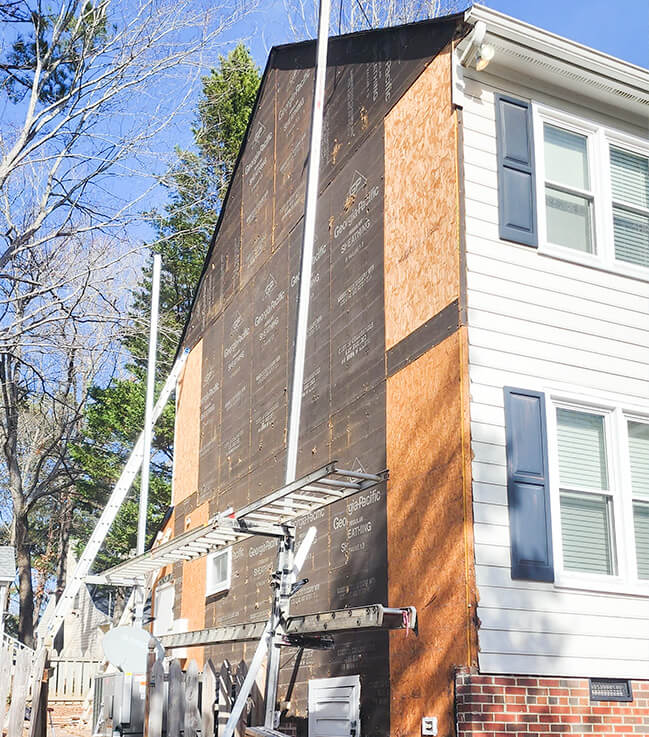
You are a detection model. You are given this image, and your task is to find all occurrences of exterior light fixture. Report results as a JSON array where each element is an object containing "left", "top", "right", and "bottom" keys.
[
  {"left": 475, "top": 42, "right": 495, "bottom": 71},
  {"left": 459, "top": 20, "right": 496, "bottom": 71}
]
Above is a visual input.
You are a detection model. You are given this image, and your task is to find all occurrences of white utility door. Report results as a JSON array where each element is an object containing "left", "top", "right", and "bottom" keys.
[{"left": 308, "top": 675, "right": 360, "bottom": 737}]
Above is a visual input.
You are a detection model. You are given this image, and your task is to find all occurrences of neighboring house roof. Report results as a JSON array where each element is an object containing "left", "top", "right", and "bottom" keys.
[{"left": 0, "top": 546, "right": 16, "bottom": 582}]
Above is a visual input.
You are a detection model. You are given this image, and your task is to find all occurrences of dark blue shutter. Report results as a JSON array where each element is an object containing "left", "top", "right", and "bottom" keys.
[
  {"left": 495, "top": 95, "right": 538, "bottom": 247},
  {"left": 503, "top": 387, "right": 554, "bottom": 582}
]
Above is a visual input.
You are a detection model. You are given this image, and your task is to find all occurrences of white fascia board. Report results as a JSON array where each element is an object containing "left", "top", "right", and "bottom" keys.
[{"left": 461, "top": 4, "right": 649, "bottom": 116}]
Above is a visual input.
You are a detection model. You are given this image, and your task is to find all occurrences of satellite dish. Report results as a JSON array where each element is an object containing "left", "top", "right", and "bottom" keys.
[{"left": 102, "top": 626, "right": 163, "bottom": 673}]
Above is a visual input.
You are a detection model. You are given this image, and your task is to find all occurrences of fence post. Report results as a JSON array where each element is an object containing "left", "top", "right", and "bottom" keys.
[
  {"left": 143, "top": 641, "right": 156, "bottom": 737},
  {"left": 27, "top": 649, "right": 48, "bottom": 737},
  {"left": 6, "top": 648, "right": 32, "bottom": 737},
  {"left": 0, "top": 642, "right": 12, "bottom": 732},
  {"left": 202, "top": 660, "right": 217, "bottom": 737},
  {"left": 148, "top": 659, "right": 165, "bottom": 737},
  {"left": 217, "top": 661, "right": 232, "bottom": 736},
  {"left": 167, "top": 660, "right": 185, "bottom": 737},
  {"left": 185, "top": 660, "right": 200, "bottom": 737}
]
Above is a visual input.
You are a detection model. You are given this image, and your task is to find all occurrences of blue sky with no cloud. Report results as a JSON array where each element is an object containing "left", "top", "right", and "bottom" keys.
[{"left": 238, "top": 0, "right": 649, "bottom": 69}]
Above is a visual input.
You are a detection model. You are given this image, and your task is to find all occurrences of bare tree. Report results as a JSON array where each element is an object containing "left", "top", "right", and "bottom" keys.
[
  {"left": 0, "top": 0, "right": 255, "bottom": 646},
  {"left": 283, "top": 0, "right": 463, "bottom": 38}
]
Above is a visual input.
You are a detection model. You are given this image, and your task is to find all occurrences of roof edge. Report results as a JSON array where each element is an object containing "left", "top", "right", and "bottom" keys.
[{"left": 466, "top": 3, "right": 648, "bottom": 91}]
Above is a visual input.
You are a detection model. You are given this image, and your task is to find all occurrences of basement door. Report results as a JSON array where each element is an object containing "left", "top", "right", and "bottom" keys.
[{"left": 308, "top": 675, "right": 360, "bottom": 737}]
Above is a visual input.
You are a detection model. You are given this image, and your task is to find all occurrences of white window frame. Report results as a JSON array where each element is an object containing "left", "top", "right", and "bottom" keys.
[
  {"left": 206, "top": 547, "right": 232, "bottom": 597},
  {"left": 152, "top": 582, "right": 175, "bottom": 637},
  {"left": 533, "top": 103, "right": 649, "bottom": 281},
  {"left": 546, "top": 391, "right": 649, "bottom": 597}
]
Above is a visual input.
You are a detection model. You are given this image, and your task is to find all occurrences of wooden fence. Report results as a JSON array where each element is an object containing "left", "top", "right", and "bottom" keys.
[
  {"left": 0, "top": 635, "right": 49, "bottom": 737},
  {"left": 49, "top": 656, "right": 101, "bottom": 701},
  {"left": 140, "top": 650, "right": 264, "bottom": 737}
]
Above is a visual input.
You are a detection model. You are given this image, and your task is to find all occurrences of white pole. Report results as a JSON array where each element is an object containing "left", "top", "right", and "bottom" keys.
[
  {"left": 284, "top": 0, "right": 332, "bottom": 486},
  {"left": 223, "top": 528, "right": 316, "bottom": 737},
  {"left": 137, "top": 254, "right": 161, "bottom": 556}
]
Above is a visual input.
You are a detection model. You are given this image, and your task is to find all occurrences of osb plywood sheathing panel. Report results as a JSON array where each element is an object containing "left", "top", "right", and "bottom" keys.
[
  {"left": 173, "top": 340, "right": 202, "bottom": 505},
  {"left": 178, "top": 500, "right": 210, "bottom": 668},
  {"left": 386, "top": 330, "right": 478, "bottom": 737},
  {"left": 384, "top": 47, "right": 459, "bottom": 350}
]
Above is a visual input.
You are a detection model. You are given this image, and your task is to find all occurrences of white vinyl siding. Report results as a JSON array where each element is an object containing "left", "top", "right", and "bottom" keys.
[{"left": 462, "top": 73, "right": 649, "bottom": 678}]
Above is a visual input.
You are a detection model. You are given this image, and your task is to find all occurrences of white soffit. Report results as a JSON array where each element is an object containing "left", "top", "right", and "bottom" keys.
[{"left": 462, "top": 4, "right": 649, "bottom": 120}]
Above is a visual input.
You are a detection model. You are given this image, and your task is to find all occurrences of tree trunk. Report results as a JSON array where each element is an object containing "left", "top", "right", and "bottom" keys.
[
  {"left": 14, "top": 509, "right": 35, "bottom": 648},
  {"left": 55, "top": 497, "right": 73, "bottom": 601}
]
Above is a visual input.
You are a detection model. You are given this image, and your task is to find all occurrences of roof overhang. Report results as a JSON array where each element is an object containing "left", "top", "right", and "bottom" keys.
[{"left": 457, "top": 4, "right": 649, "bottom": 125}]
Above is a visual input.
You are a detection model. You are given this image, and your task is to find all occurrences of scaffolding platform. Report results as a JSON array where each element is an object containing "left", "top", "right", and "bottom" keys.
[{"left": 88, "top": 462, "right": 388, "bottom": 586}]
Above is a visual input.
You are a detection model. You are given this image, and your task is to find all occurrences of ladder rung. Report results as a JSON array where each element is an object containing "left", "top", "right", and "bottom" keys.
[
  {"left": 242, "top": 511, "right": 283, "bottom": 523},
  {"left": 310, "top": 478, "right": 360, "bottom": 490},
  {"left": 333, "top": 468, "right": 382, "bottom": 482},
  {"left": 267, "top": 500, "right": 312, "bottom": 511},
  {"left": 294, "top": 490, "right": 341, "bottom": 502},
  {"left": 301, "top": 484, "right": 345, "bottom": 496}
]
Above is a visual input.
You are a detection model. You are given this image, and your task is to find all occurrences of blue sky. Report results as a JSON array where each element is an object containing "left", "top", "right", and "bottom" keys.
[{"left": 238, "top": 0, "right": 649, "bottom": 69}]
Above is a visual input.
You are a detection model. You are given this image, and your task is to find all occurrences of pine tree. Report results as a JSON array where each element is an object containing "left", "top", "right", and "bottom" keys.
[{"left": 70, "top": 44, "right": 260, "bottom": 586}]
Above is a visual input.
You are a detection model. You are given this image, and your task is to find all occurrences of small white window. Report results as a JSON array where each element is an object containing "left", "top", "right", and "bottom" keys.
[
  {"left": 153, "top": 583, "right": 174, "bottom": 637},
  {"left": 628, "top": 420, "right": 649, "bottom": 579},
  {"left": 534, "top": 105, "right": 649, "bottom": 277},
  {"left": 206, "top": 548, "right": 231, "bottom": 596},
  {"left": 549, "top": 397, "right": 649, "bottom": 594},
  {"left": 543, "top": 124, "right": 594, "bottom": 254},
  {"left": 609, "top": 147, "right": 649, "bottom": 268},
  {"left": 556, "top": 408, "right": 616, "bottom": 576}
]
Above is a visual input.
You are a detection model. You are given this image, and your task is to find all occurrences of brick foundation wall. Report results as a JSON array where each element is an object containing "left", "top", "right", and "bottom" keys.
[{"left": 456, "top": 671, "right": 649, "bottom": 736}]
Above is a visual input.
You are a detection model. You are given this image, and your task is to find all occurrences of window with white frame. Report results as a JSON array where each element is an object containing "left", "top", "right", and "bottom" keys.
[
  {"left": 206, "top": 547, "right": 231, "bottom": 596},
  {"left": 153, "top": 583, "right": 175, "bottom": 637},
  {"left": 551, "top": 401, "right": 649, "bottom": 589},
  {"left": 535, "top": 107, "right": 649, "bottom": 271}
]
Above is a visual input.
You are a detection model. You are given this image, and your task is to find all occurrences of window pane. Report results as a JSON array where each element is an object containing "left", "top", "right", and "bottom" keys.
[
  {"left": 544, "top": 124, "right": 590, "bottom": 190},
  {"left": 634, "top": 502, "right": 649, "bottom": 580},
  {"left": 560, "top": 493, "right": 614, "bottom": 574},
  {"left": 610, "top": 147, "right": 649, "bottom": 210},
  {"left": 213, "top": 552, "right": 227, "bottom": 583},
  {"left": 628, "top": 421, "right": 649, "bottom": 500},
  {"left": 557, "top": 409, "right": 608, "bottom": 490},
  {"left": 546, "top": 187, "right": 593, "bottom": 252},
  {"left": 613, "top": 206, "right": 649, "bottom": 267}
]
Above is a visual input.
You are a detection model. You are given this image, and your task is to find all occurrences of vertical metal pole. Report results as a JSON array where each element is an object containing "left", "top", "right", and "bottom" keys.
[
  {"left": 137, "top": 254, "right": 161, "bottom": 555},
  {"left": 264, "top": 534, "right": 294, "bottom": 727},
  {"left": 264, "top": 0, "right": 331, "bottom": 725},
  {"left": 222, "top": 528, "right": 316, "bottom": 737},
  {"left": 285, "top": 0, "right": 332, "bottom": 485}
]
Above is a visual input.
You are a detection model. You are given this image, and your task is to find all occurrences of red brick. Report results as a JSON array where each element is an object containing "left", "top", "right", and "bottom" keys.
[{"left": 455, "top": 674, "right": 649, "bottom": 737}]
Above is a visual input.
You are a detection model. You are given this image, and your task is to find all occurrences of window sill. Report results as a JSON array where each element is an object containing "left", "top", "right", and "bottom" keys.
[
  {"left": 205, "top": 584, "right": 230, "bottom": 599},
  {"left": 554, "top": 572, "right": 649, "bottom": 598},
  {"left": 539, "top": 243, "right": 649, "bottom": 283}
]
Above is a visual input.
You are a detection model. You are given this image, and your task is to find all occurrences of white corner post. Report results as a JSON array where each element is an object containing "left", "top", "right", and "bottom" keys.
[
  {"left": 137, "top": 254, "right": 162, "bottom": 557},
  {"left": 264, "top": 0, "right": 331, "bottom": 728}
]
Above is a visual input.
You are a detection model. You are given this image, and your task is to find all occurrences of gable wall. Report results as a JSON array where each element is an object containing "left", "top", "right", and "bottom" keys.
[{"left": 168, "top": 19, "right": 467, "bottom": 735}]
